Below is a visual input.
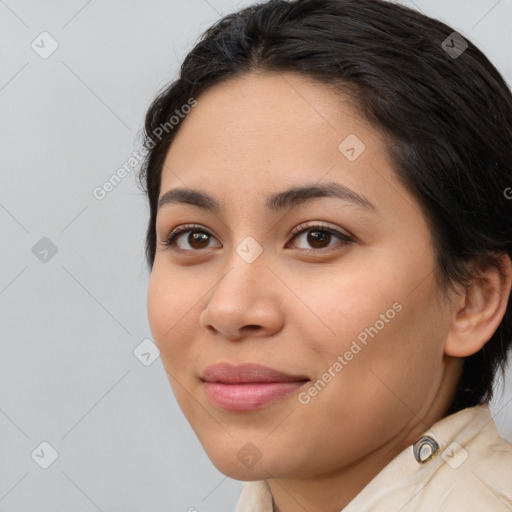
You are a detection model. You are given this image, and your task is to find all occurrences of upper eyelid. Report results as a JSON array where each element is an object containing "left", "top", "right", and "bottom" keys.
[
  {"left": 166, "top": 221, "right": 345, "bottom": 239},
  {"left": 171, "top": 223, "right": 217, "bottom": 239},
  {"left": 290, "top": 221, "right": 350, "bottom": 236}
]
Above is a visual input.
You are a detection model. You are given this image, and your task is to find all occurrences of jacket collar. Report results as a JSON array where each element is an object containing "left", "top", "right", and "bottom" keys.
[{"left": 234, "top": 404, "right": 501, "bottom": 511}]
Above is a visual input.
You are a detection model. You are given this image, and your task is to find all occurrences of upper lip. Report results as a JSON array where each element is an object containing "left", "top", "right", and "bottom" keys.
[{"left": 200, "top": 363, "right": 309, "bottom": 384}]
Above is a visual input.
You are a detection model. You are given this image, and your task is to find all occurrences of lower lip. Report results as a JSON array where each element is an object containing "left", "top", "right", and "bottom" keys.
[{"left": 202, "top": 381, "right": 308, "bottom": 411}]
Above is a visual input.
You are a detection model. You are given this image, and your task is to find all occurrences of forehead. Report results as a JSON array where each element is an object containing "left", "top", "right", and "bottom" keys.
[{"left": 159, "top": 71, "right": 401, "bottom": 212}]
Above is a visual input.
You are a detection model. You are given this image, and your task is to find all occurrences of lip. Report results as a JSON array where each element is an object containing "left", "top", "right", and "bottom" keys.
[{"left": 200, "top": 363, "right": 310, "bottom": 411}]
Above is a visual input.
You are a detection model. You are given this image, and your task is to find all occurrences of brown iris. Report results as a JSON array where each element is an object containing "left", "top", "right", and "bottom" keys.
[
  {"left": 306, "top": 230, "right": 332, "bottom": 249},
  {"left": 188, "top": 232, "right": 210, "bottom": 249}
]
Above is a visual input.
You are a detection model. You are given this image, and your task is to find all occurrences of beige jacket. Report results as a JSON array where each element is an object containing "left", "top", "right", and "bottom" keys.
[{"left": 234, "top": 404, "right": 512, "bottom": 511}]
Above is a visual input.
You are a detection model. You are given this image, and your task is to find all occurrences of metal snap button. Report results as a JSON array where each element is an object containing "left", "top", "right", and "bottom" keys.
[{"left": 413, "top": 435, "right": 439, "bottom": 464}]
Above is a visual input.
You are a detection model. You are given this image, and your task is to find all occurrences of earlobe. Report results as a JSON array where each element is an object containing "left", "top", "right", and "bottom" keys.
[{"left": 444, "top": 253, "right": 512, "bottom": 358}]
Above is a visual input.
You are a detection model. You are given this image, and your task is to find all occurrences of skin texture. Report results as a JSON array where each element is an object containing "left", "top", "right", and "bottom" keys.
[{"left": 147, "top": 71, "right": 512, "bottom": 512}]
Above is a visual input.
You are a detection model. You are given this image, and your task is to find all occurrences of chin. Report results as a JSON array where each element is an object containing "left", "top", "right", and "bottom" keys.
[{"left": 201, "top": 438, "right": 295, "bottom": 481}]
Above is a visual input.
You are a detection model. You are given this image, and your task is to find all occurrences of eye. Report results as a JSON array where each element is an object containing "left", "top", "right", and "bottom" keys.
[
  {"left": 159, "top": 222, "right": 354, "bottom": 254},
  {"left": 287, "top": 222, "right": 354, "bottom": 251},
  {"left": 160, "top": 224, "right": 221, "bottom": 252}
]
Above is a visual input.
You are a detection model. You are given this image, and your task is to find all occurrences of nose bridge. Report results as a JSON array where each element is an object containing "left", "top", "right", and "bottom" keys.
[
  {"left": 212, "top": 242, "right": 270, "bottom": 309},
  {"left": 213, "top": 224, "right": 270, "bottom": 290}
]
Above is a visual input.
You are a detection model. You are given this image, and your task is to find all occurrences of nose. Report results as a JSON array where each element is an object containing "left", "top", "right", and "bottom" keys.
[{"left": 199, "top": 257, "right": 284, "bottom": 341}]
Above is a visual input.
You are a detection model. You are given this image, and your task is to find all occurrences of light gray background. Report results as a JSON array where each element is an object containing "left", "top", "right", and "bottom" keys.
[{"left": 1, "top": 0, "right": 511, "bottom": 510}]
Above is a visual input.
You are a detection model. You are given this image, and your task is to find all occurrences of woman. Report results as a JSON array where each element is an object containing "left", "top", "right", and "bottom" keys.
[{"left": 138, "top": 0, "right": 512, "bottom": 510}]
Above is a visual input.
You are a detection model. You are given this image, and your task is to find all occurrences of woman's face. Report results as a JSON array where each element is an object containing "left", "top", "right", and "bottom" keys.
[{"left": 147, "top": 71, "right": 460, "bottom": 480}]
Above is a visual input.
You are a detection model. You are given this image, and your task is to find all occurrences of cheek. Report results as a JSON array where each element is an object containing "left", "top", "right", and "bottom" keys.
[
  {"left": 292, "top": 262, "right": 400, "bottom": 349},
  {"left": 297, "top": 258, "right": 443, "bottom": 403},
  {"left": 314, "top": 286, "right": 444, "bottom": 424},
  {"left": 147, "top": 266, "right": 196, "bottom": 364},
  {"left": 147, "top": 267, "right": 202, "bottom": 419}
]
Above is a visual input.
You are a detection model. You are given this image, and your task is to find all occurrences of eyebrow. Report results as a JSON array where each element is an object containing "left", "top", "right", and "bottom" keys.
[{"left": 157, "top": 182, "right": 377, "bottom": 214}]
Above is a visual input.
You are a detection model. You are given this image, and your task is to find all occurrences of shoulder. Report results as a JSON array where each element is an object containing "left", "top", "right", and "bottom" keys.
[
  {"left": 418, "top": 405, "right": 512, "bottom": 509},
  {"left": 428, "top": 444, "right": 512, "bottom": 509},
  {"left": 344, "top": 404, "right": 512, "bottom": 511}
]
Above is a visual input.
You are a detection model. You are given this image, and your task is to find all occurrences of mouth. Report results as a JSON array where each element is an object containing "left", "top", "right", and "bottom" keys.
[{"left": 200, "top": 363, "right": 310, "bottom": 411}]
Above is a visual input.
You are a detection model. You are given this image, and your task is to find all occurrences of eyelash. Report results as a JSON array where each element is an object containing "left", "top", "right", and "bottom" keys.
[{"left": 160, "top": 222, "right": 354, "bottom": 254}]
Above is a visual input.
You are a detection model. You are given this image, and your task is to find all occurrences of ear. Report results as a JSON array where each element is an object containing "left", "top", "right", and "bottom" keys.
[{"left": 444, "top": 253, "right": 512, "bottom": 358}]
